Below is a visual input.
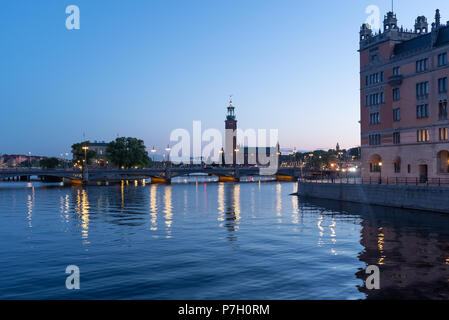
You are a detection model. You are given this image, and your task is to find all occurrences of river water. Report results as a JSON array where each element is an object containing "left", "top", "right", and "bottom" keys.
[{"left": 0, "top": 180, "right": 448, "bottom": 299}]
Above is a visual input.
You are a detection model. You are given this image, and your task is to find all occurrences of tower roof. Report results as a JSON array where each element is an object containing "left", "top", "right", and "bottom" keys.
[{"left": 226, "top": 98, "right": 236, "bottom": 121}]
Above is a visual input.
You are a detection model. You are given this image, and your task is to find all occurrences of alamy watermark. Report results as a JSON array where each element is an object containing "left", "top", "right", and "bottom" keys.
[
  {"left": 168, "top": 121, "right": 280, "bottom": 175},
  {"left": 66, "top": 5, "right": 80, "bottom": 30},
  {"left": 365, "top": 265, "right": 380, "bottom": 290},
  {"left": 66, "top": 265, "right": 80, "bottom": 290},
  {"left": 365, "top": 5, "right": 380, "bottom": 31}
]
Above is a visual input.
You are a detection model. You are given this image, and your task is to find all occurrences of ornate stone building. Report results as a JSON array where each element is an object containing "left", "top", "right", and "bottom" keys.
[{"left": 360, "top": 10, "right": 449, "bottom": 182}]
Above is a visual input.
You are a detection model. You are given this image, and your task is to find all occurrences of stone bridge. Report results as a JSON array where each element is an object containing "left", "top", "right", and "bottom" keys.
[{"left": 0, "top": 166, "right": 300, "bottom": 184}]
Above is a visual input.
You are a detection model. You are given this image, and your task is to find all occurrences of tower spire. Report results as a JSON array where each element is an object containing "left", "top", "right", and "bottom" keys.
[
  {"left": 226, "top": 96, "right": 235, "bottom": 120},
  {"left": 435, "top": 9, "right": 441, "bottom": 27}
]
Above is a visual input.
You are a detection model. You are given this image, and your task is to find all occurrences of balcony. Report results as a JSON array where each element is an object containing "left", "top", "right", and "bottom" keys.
[{"left": 388, "top": 75, "right": 403, "bottom": 86}]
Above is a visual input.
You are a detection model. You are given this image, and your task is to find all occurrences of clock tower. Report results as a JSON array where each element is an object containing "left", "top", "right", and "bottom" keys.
[{"left": 225, "top": 98, "right": 237, "bottom": 165}]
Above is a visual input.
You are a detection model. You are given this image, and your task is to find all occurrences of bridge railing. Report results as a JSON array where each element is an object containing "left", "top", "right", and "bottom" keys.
[{"left": 300, "top": 176, "right": 449, "bottom": 186}]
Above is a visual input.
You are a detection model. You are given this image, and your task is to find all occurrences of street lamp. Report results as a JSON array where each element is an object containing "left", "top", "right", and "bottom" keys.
[
  {"left": 82, "top": 146, "right": 89, "bottom": 168},
  {"left": 219, "top": 148, "right": 224, "bottom": 166},
  {"left": 165, "top": 145, "right": 171, "bottom": 167},
  {"left": 234, "top": 148, "right": 240, "bottom": 167},
  {"left": 378, "top": 162, "right": 383, "bottom": 184},
  {"left": 151, "top": 146, "right": 156, "bottom": 165}
]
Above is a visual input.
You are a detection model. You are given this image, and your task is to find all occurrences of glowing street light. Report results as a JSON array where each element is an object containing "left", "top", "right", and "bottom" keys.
[
  {"left": 151, "top": 146, "right": 156, "bottom": 164},
  {"left": 82, "top": 146, "right": 89, "bottom": 167},
  {"left": 165, "top": 144, "right": 171, "bottom": 166}
]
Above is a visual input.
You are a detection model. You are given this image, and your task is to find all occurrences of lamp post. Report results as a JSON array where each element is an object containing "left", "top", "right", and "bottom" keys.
[
  {"left": 219, "top": 148, "right": 224, "bottom": 167},
  {"left": 277, "top": 151, "right": 281, "bottom": 168},
  {"left": 378, "top": 162, "right": 383, "bottom": 184},
  {"left": 151, "top": 146, "right": 156, "bottom": 166},
  {"left": 234, "top": 148, "right": 240, "bottom": 167},
  {"left": 165, "top": 145, "right": 171, "bottom": 167},
  {"left": 82, "top": 146, "right": 89, "bottom": 169},
  {"left": 28, "top": 152, "right": 31, "bottom": 168},
  {"left": 81, "top": 145, "right": 89, "bottom": 184}
]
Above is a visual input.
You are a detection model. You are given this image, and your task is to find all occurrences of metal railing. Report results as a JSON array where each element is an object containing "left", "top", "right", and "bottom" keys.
[{"left": 300, "top": 176, "right": 449, "bottom": 186}]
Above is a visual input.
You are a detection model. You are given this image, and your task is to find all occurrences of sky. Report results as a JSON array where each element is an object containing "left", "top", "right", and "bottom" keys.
[{"left": 1, "top": 0, "right": 448, "bottom": 157}]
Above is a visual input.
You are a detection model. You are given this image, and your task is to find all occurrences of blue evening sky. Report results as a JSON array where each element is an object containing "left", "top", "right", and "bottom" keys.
[{"left": 1, "top": 0, "right": 448, "bottom": 156}]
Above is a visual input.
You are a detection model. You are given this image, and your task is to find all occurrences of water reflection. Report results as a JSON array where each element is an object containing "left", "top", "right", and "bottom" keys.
[
  {"left": 74, "top": 189, "right": 90, "bottom": 243},
  {"left": 218, "top": 183, "right": 241, "bottom": 243},
  {"left": 26, "top": 186, "right": 34, "bottom": 228},
  {"left": 291, "top": 190, "right": 299, "bottom": 225},
  {"left": 163, "top": 186, "right": 173, "bottom": 238},
  {"left": 149, "top": 184, "right": 158, "bottom": 231},
  {"left": 60, "top": 194, "right": 70, "bottom": 224},
  {"left": 276, "top": 183, "right": 282, "bottom": 224},
  {"left": 300, "top": 197, "right": 449, "bottom": 299},
  {"left": 4, "top": 181, "right": 449, "bottom": 299}
]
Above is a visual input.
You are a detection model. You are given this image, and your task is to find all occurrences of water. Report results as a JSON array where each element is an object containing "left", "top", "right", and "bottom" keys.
[{"left": 0, "top": 180, "right": 448, "bottom": 300}]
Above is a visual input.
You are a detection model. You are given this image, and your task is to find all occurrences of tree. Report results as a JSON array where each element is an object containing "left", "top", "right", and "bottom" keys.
[
  {"left": 71, "top": 141, "right": 97, "bottom": 167},
  {"left": 40, "top": 157, "right": 60, "bottom": 169},
  {"left": 349, "top": 147, "right": 361, "bottom": 160},
  {"left": 106, "top": 137, "right": 150, "bottom": 169}
]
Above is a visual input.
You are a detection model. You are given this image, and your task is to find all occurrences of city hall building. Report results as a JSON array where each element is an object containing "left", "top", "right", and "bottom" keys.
[{"left": 360, "top": 9, "right": 449, "bottom": 182}]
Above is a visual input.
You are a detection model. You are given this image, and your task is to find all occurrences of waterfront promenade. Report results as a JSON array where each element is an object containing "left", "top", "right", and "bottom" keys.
[{"left": 297, "top": 179, "right": 449, "bottom": 214}]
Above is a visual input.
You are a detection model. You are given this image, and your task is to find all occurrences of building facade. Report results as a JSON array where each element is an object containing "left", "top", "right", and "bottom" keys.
[
  {"left": 71, "top": 141, "right": 108, "bottom": 167},
  {"left": 89, "top": 141, "right": 108, "bottom": 166},
  {"left": 360, "top": 9, "right": 449, "bottom": 182},
  {"left": 0, "top": 154, "right": 44, "bottom": 167}
]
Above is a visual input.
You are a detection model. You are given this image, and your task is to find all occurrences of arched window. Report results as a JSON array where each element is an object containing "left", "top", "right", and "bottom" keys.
[
  {"left": 393, "top": 157, "right": 401, "bottom": 173},
  {"left": 437, "top": 151, "right": 449, "bottom": 173},
  {"left": 369, "top": 154, "right": 382, "bottom": 173}
]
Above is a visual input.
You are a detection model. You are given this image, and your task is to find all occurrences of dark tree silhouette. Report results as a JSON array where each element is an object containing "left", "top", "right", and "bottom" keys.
[{"left": 106, "top": 137, "right": 150, "bottom": 169}]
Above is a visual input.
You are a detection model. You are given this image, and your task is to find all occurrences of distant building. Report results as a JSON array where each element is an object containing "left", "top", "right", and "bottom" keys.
[
  {"left": 90, "top": 141, "right": 108, "bottom": 166},
  {"left": 71, "top": 141, "right": 108, "bottom": 166},
  {"left": 223, "top": 99, "right": 280, "bottom": 166},
  {"left": 0, "top": 154, "right": 44, "bottom": 167},
  {"left": 359, "top": 9, "right": 449, "bottom": 182}
]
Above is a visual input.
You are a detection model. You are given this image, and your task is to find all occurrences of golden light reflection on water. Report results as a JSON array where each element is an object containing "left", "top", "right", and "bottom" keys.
[
  {"left": 150, "top": 184, "right": 158, "bottom": 231},
  {"left": 75, "top": 189, "right": 90, "bottom": 243},
  {"left": 163, "top": 186, "right": 173, "bottom": 238},
  {"left": 121, "top": 181, "right": 125, "bottom": 209},
  {"left": 377, "top": 227, "right": 386, "bottom": 265}
]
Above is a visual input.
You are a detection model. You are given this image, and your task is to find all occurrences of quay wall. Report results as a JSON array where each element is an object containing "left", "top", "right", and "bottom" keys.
[{"left": 297, "top": 182, "right": 449, "bottom": 214}]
